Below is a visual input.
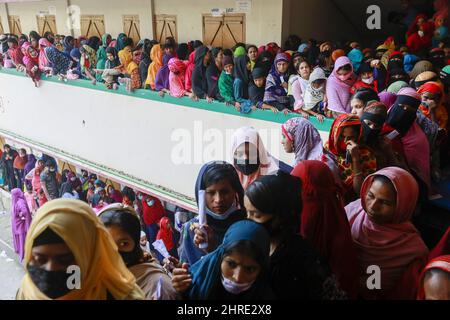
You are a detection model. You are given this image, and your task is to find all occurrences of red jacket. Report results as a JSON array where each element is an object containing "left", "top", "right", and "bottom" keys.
[{"left": 142, "top": 196, "right": 166, "bottom": 226}]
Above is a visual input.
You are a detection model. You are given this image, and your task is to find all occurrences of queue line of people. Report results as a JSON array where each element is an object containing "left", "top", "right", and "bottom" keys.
[{"left": 1, "top": 0, "right": 450, "bottom": 300}]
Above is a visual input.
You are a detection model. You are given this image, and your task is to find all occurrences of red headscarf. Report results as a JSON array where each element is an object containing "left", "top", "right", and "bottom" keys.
[
  {"left": 185, "top": 51, "right": 196, "bottom": 92},
  {"left": 326, "top": 114, "right": 378, "bottom": 201},
  {"left": 345, "top": 167, "right": 429, "bottom": 298},
  {"left": 417, "top": 255, "right": 450, "bottom": 299},
  {"left": 291, "top": 160, "right": 359, "bottom": 298},
  {"left": 156, "top": 216, "right": 174, "bottom": 252},
  {"left": 417, "top": 81, "right": 444, "bottom": 117},
  {"left": 141, "top": 196, "right": 166, "bottom": 226},
  {"left": 407, "top": 14, "right": 428, "bottom": 36},
  {"left": 8, "top": 42, "right": 24, "bottom": 66}
]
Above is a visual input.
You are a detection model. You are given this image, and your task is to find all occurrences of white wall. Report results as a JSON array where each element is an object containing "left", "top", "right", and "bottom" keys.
[
  {"left": 0, "top": 3, "right": 10, "bottom": 34},
  {"left": 70, "top": 0, "right": 154, "bottom": 39},
  {"left": 153, "top": 0, "right": 284, "bottom": 45},
  {"left": 5, "top": 0, "right": 71, "bottom": 35},
  {"left": 0, "top": 71, "right": 329, "bottom": 205},
  {"left": 1, "top": 0, "right": 285, "bottom": 45}
]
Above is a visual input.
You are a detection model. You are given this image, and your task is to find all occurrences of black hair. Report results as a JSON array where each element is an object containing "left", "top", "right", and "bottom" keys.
[
  {"left": 33, "top": 227, "right": 65, "bottom": 248},
  {"left": 296, "top": 58, "right": 310, "bottom": 72},
  {"left": 223, "top": 240, "right": 266, "bottom": 271},
  {"left": 29, "top": 31, "right": 41, "bottom": 41},
  {"left": 352, "top": 87, "right": 380, "bottom": 105},
  {"left": 121, "top": 186, "right": 136, "bottom": 202},
  {"left": 99, "top": 209, "right": 143, "bottom": 265},
  {"left": 123, "top": 37, "right": 134, "bottom": 48},
  {"left": 193, "top": 40, "right": 203, "bottom": 49},
  {"left": 232, "top": 42, "right": 247, "bottom": 52},
  {"left": 246, "top": 44, "right": 258, "bottom": 52},
  {"left": 284, "top": 34, "right": 302, "bottom": 51},
  {"left": 245, "top": 171, "right": 302, "bottom": 235},
  {"left": 223, "top": 48, "right": 233, "bottom": 57},
  {"left": 43, "top": 31, "right": 54, "bottom": 44},
  {"left": 338, "top": 64, "right": 353, "bottom": 72},
  {"left": 372, "top": 175, "right": 396, "bottom": 197},
  {"left": 201, "top": 162, "right": 244, "bottom": 208}
]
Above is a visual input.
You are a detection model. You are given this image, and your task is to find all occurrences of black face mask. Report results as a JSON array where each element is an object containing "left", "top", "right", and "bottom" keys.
[
  {"left": 234, "top": 158, "right": 260, "bottom": 176},
  {"left": 361, "top": 113, "right": 386, "bottom": 144},
  {"left": 119, "top": 249, "right": 141, "bottom": 267},
  {"left": 386, "top": 103, "right": 417, "bottom": 135},
  {"left": 27, "top": 264, "right": 72, "bottom": 299},
  {"left": 388, "top": 60, "right": 403, "bottom": 71},
  {"left": 361, "top": 122, "right": 381, "bottom": 144}
]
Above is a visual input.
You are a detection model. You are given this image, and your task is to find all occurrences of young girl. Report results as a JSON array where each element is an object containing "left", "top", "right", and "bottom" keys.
[
  {"left": 167, "top": 57, "right": 190, "bottom": 98},
  {"left": 351, "top": 62, "right": 378, "bottom": 94},
  {"left": 24, "top": 45, "right": 41, "bottom": 87},
  {"left": 264, "top": 53, "right": 293, "bottom": 114},
  {"left": 300, "top": 67, "right": 328, "bottom": 122},
  {"left": 291, "top": 59, "right": 311, "bottom": 112},
  {"left": 24, "top": 183, "right": 38, "bottom": 216},
  {"left": 218, "top": 56, "right": 236, "bottom": 105},
  {"left": 79, "top": 44, "right": 98, "bottom": 85},
  {"left": 96, "top": 47, "right": 121, "bottom": 90}
]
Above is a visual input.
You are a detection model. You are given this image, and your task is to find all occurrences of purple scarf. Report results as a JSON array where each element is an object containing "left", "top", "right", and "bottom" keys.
[{"left": 155, "top": 54, "right": 172, "bottom": 90}]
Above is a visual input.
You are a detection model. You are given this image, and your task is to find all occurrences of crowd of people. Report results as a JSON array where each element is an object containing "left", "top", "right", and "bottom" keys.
[{"left": 1, "top": 0, "right": 450, "bottom": 300}]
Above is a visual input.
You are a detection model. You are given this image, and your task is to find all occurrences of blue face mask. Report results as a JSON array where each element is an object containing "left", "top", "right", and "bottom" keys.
[
  {"left": 205, "top": 201, "right": 238, "bottom": 220},
  {"left": 221, "top": 274, "right": 254, "bottom": 295},
  {"left": 146, "top": 200, "right": 155, "bottom": 207}
]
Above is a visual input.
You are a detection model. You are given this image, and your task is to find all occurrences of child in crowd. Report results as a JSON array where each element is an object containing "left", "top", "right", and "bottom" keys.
[
  {"left": 351, "top": 62, "right": 378, "bottom": 94},
  {"left": 299, "top": 67, "right": 329, "bottom": 122}
]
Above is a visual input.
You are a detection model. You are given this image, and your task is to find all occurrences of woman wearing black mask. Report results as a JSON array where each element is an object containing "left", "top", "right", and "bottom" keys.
[
  {"left": 361, "top": 101, "right": 407, "bottom": 170},
  {"left": 16, "top": 199, "right": 144, "bottom": 300},
  {"left": 387, "top": 68, "right": 410, "bottom": 87},
  {"left": 99, "top": 204, "right": 178, "bottom": 300},
  {"left": 245, "top": 171, "right": 347, "bottom": 300},
  {"left": 387, "top": 51, "right": 404, "bottom": 72},
  {"left": 385, "top": 87, "right": 431, "bottom": 199},
  {"left": 178, "top": 161, "right": 246, "bottom": 266},
  {"left": 230, "top": 126, "right": 292, "bottom": 190}
]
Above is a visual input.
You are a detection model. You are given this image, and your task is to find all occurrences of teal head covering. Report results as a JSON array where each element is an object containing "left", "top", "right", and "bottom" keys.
[{"left": 186, "top": 220, "right": 272, "bottom": 300}]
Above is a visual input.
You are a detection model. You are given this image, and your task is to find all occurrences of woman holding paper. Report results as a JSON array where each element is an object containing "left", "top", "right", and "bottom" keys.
[
  {"left": 99, "top": 203, "right": 179, "bottom": 300},
  {"left": 178, "top": 161, "right": 246, "bottom": 266}
]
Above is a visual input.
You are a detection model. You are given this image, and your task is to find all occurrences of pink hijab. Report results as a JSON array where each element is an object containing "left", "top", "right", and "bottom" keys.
[
  {"left": 326, "top": 56, "right": 357, "bottom": 114},
  {"left": 185, "top": 51, "right": 196, "bottom": 92},
  {"left": 345, "top": 167, "right": 429, "bottom": 297},
  {"left": 38, "top": 38, "right": 52, "bottom": 71},
  {"left": 21, "top": 42, "right": 31, "bottom": 66},
  {"left": 168, "top": 58, "right": 188, "bottom": 98},
  {"left": 401, "top": 122, "right": 431, "bottom": 190},
  {"left": 230, "top": 126, "right": 279, "bottom": 190}
]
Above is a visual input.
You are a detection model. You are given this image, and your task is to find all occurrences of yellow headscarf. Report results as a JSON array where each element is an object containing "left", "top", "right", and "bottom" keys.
[
  {"left": 16, "top": 199, "right": 144, "bottom": 300},
  {"left": 145, "top": 44, "right": 163, "bottom": 89},
  {"left": 118, "top": 46, "right": 138, "bottom": 75}
]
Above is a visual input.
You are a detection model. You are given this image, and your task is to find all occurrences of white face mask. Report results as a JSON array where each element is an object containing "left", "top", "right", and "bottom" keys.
[
  {"left": 205, "top": 201, "right": 238, "bottom": 220},
  {"left": 362, "top": 77, "right": 374, "bottom": 84},
  {"left": 418, "top": 30, "right": 424, "bottom": 37},
  {"left": 221, "top": 274, "right": 255, "bottom": 295}
]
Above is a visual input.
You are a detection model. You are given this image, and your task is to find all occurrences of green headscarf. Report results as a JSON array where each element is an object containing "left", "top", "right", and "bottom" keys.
[
  {"left": 234, "top": 46, "right": 247, "bottom": 58},
  {"left": 387, "top": 81, "right": 409, "bottom": 94}
]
